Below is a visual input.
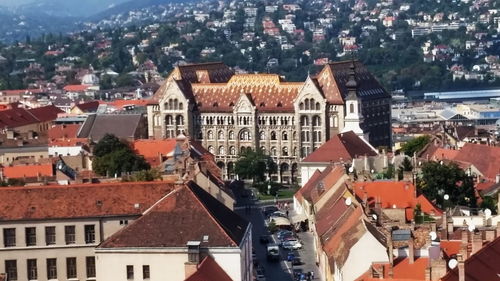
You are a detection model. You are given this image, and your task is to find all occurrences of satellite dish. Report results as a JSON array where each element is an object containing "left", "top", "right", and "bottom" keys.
[
  {"left": 444, "top": 194, "right": 450, "bottom": 200},
  {"left": 371, "top": 169, "right": 374, "bottom": 174},
  {"left": 348, "top": 166, "right": 354, "bottom": 173},
  {"left": 372, "top": 214, "right": 378, "bottom": 220},
  {"left": 468, "top": 223, "right": 476, "bottom": 232},
  {"left": 485, "top": 208, "right": 492, "bottom": 217},
  {"left": 345, "top": 197, "right": 352, "bottom": 206},
  {"left": 448, "top": 259, "right": 458, "bottom": 269},
  {"left": 430, "top": 231, "right": 437, "bottom": 241}
]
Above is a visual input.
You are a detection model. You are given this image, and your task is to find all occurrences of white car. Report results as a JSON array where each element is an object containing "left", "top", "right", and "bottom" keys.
[{"left": 282, "top": 239, "right": 302, "bottom": 250}]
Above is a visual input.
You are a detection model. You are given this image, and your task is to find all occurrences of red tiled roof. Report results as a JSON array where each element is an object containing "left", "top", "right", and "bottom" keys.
[
  {"left": 48, "top": 124, "right": 81, "bottom": 139},
  {"left": 440, "top": 240, "right": 461, "bottom": 258},
  {"left": 133, "top": 139, "right": 177, "bottom": 166},
  {"left": 108, "top": 99, "right": 149, "bottom": 109},
  {"left": 99, "top": 182, "right": 249, "bottom": 248},
  {"left": 431, "top": 148, "right": 459, "bottom": 161},
  {"left": 295, "top": 169, "right": 323, "bottom": 203},
  {"left": 453, "top": 143, "right": 500, "bottom": 180},
  {"left": 353, "top": 182, "right": 442, "bottom": 220},
  {"left": 184, "top": 256, "right": 233, "bottom": 281},
  {"left": 303, "top": 131, "right": 377, "bottom": 163},
  {"left": 357, "top": 257, "right": 430, "bottom": 281},
  {"left": 2, "top": 163, "right": 53, "bottom": 179},
  {"left": 28, "top": 105, "right": 64, "bottom": 122},
  {"left": 49, "top": 138, "right": 88, "bottom": 147},
  {"left": 74, "top": 101, "right": 100, "bottom": 112},
  {"left": 0, "top": 89, "right": 43, "bottom": 95},
  {"left": 0, "top": 107, "right": 38, "bottom": 129},
  {"left": 63, "top": 85, "right": 90, "bottom": 92},
  {"left": 0, "top": 181, "right": 176, "bottom": 221},
  {"left": 440, "top": 236, "right": 500, "bottom": 281}
]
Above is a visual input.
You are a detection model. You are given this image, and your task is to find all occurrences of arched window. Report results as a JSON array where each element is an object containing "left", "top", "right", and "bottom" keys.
[
  {"left": 219, "top": 146, "right": 225, "bottom": 155},
  {"left": 293, "top": 147, "right": 297, "bottom": 156},
  {"left": 229, "top": 146, "right": 236, "bottom": 155},
  {"left": 300, "top": 116, "right": 309, "bottom": 126},
  {"left": 168, "top": 99, "right": 173, "bottom": 110},
  {"left": 282, "top": 131, "right": 288, "bottom": 140},
  {"left": 176, "top": 115, "right": 184, "bottom": 125},
  {"left": 179, "top": 102, "right": 183, "bottom": 110},
  {"left": 313, "top": 116, "right": 321, "bottom": 126},
  {"left": 315, "top": 102, "right": 320, "bottom": 110},
  {"left": 299, "top": 102, "right": 304, "bottom": 110},
  {"left": 293, "top": 132, "right": 297, "bottom": 140},
  {"left": 305, "top": 99, "right": 310, "bottom": 110},
  {"left": 240, "top": 146, "right": 247, "bottom": 154},
  {"left": 228, "top": 131, "right": 235, "bottom": 140},
  {"left": 197, "top": 131, "right": 203, "bottom": 139},
  {"left": 271, "top": 147, "right": 277, "bottom": 156},
  {"left": 208, "top": 146, "right": 214, "bottom": 154},
  {"left": 271, "top": 131, "right": 277, "bottom": 140},
  {"left": 240, "top": 129, "right": 251, "bottom": 141},
  {"left": 173, "top": 99, "right": 178, "bottom": 110},
  {"left": 207, "top": 130, "right": 214, "bottom": 140},
  {"left": 260, "top": 146, "right": 266, "bottom": 153},
  {"left": 260, "top": 131, "right": 266, "bottom": 140},
  {"left": 350, "top": 103, "right": 355, "bottom": 114},
  {"left": 218, "top": 130, "right": 224, "bottom": 140},
  {"left": 165, "top": 115, "right": 173, "bottom": 125},
  {"left": 282, "top": 146, "right": 288, "bottom": 156}
]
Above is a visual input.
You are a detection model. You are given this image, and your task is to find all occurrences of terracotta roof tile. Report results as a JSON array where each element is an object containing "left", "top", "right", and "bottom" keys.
[
  {"left": 48, "top": 124, "right": 81, "bottom": 139},
  {"left": 185, "top": 256, "right": 233, "bottom": 281},
  {"left": 303, "top": 131, "right": 377, "bottom": 163},
  {"left": 133, "top": 139, "right": 177, "bottom": 166},
  {"left": 98, "top": 181, "right": 249, "bottom": 248},
  {"left": 0, "top": 181, "right": 176, "bottom": 221},
  {"left": 353, "top": 182, "right": 442, "bottom": 220},
  {"left": 440, "top": 236, "right": 500, "bottom": 281},
  {"left": 63, "top": 85, "right": 90, "bottom": 92},
  {"left": 28, "top": 105, "right": 64, "bottom": 122},
  {"left": 74, "top": 101, "right": 100, "bottom": 112},
  {"left": 356, "top": 257, "right": 430, "bottom": 281},
  {"left": 453, "top": 143, "right": 500, "bottom": 180},
  {"left": 2, "top": 163, "right": 53, "bottom": 179},
  {"left": 440, "top": 240, "right": 461, "bottom": 258}
]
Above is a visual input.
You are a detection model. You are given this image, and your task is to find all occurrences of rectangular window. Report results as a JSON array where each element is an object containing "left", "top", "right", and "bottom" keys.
[
  {"left": 27, "top": 259, "right": 37, "bottom": 280},
  {"left": 46, "top": 258, "right": 57, "bottom": 280},
  {"left": 84, "top": 225, "right": 95, "bottom": 244},
  {"left": 3, "top": 228, "right": 16, "bottom": 247},
  {"left": 25, "top": 227, "right": 36, "bottom": 246},
  {"left": 45, "top": 226, "right": 56, "bottom": 245},
  {"left": 142, "top": 265, "right": 150, "bottom": 279},
  {"left": 126, "top": 265, "right": 134, "bottom": 279},
  {"left": 5, "top": 260, "right": 17, "bottom": 281},
  {"left": 86, "top": 257, "right": 96, "bottom": 278},
  {"left": 65, "top": 226, "right": 75, "bottom": 244},
  {"left": 66, "top": 257, "right": 77, "bottom": 279}
]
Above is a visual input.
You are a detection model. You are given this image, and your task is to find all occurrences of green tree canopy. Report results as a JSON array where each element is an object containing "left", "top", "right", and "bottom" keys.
[
  {"left": 419, "top": 161, "right": 476, "bottom": 209},
  {"left": 234, "top": 149, "right": 276, "bottom": 182},
  {"left": 401, "top": 135, "right": 431, "bottom": 156},
  {"left": 92, "top": 134, "right": 150, "bottom": 177}
]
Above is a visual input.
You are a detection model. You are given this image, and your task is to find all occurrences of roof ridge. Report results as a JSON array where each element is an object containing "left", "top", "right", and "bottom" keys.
[{"left": 187, "top": 183, "right": 239, "bottom": 246}]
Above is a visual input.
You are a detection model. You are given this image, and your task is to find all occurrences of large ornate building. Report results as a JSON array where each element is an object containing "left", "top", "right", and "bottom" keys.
[{"left": 147, "top": 61, "right": 391, "bottom": 182}]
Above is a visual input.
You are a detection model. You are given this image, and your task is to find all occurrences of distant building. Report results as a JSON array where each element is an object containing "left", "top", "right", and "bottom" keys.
[{"left": 147, "top": 61, "right": 392, "bottom": 181}]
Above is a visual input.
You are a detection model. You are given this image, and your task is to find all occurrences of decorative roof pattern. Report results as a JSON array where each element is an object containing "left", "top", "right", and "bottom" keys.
[{"left": 192, "top": 74, "right": 302, "bottom": 112}]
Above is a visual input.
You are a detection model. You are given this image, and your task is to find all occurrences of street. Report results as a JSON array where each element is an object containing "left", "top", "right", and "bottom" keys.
[{"left": 231, "top": 181, "right": 320, "bottom": 281}]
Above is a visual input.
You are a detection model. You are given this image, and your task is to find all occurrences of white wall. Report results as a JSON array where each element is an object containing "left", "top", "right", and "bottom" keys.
[
  {"left": 341, "top": 230, "right": 389, "bottom": 281},
  {"left": 49, "top": 146, "right": 85, "bottom": 157},
  {"left": 300, "top": 164, "right": 328, "bottom": 186}
]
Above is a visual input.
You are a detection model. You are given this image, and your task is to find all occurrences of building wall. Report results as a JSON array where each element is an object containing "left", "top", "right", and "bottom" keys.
[
  {"left": 0, "top": 148, "right": 49, "bottom": 165},
  {"left": 48, "top": 146, "right": 84, "bottom": 157},
  {"left": 0, "top": 217, "right": 135, "bottom": 281}
]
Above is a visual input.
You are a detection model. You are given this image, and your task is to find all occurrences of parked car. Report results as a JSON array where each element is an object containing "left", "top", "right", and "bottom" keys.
[
  {"left": 262, "top": 206, "right": 279, "bottom": 217},
  {"left": 260, "top": 235, "right": 271, "bottom": 244},
  {"left": 282, "top": 239, "right": 302, "bottom": 250},
  {"left": 292, "top": 257, "right": 303, "bottom": 266},
  {"left": 270, "top": 211, "right": 287, "bottom": 218},
  {"left": 276, "top": 230, "right": 293, "bottom": 240},
  {"left": 255, "top": 266, "right": 266, "bottom": 281}
]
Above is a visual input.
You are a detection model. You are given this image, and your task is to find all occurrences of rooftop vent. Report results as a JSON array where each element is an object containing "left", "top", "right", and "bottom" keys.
[
  {"left": 96, "top": 200, "right": 103, "bottom": 207},
  {"left": 134, "top": 203, "right": 140, "bottom": 209}
]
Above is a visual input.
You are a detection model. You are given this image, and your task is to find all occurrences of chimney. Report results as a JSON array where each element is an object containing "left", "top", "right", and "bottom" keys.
[
  {"left": 447, "top": 220, "right": 454, "bottom": 240},
  {"left": 425, "top": 267, "right": 431, "bottom": 281},
  {"left": 185, "top": 241, "right": 201, "bottom": 279},
  {"left": 470, "top": 232, "right": 482, "bottom": 255},
  {"left": 408, "top": 237, "right": 415, "bottom": 264},
  {"left": 457, "top": 254, "right": 465, "bottom": 281}
]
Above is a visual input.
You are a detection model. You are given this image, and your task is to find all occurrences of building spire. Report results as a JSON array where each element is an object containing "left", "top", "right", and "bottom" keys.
[{"left": 346, "top": 61, "right": 357, "bottom": 100}]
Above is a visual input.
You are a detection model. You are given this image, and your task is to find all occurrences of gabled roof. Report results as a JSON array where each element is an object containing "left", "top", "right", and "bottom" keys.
[
  {"left": 353, "top": 181, "right": 442, "bottom": 220},
  {"left": 77, "top": 114, "right": 143, "bottom": 141},
  {"left": 27, "top": 105, "right": 63, "bottom": 122},
  {"left": 295, "top": 169, "right": 324, "bottom": 203},
  {"left": 133, "top": 139, "right": 177, "bottom": 166},
  {"left": 316, "top": 60, "right": 390, "bottom": 103},
  {"left": 356, "top": 257, "right": 430, "bottom": 281},
  {"left": 63, "top": 84, "right": 90, "bottom": 92},
  {"left": 185, "top": 256, "right": 233, "bottom": 281},
  {"left": 73, "top": 101, "right": 100, "bottom": 113},
  {"left": 98, "top": 181, "right": 249, "bottom": 248},
  {"left": 48, "top": 124, "right": 81, "bottom": 139},
  {"left": 303, "top": 131, "right": 378, "bottom": 163},
  {"left": 0, "top": 181, "right": 176, "bottom": 221},
  {"left": 0, "top": 105, "right": 63, "bottom": 129},
  {"left": 440, "top": 236, "right": 500, "bottom": 281},
  {"left": 453, "top": 143, "right": 500, "bottom": 180}
]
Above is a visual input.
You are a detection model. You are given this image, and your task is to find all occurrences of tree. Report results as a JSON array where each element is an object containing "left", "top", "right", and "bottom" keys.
[
  {"left": 92, "top": 134, "right": 150, "bottom": 177},
  {"left": 234, "top": 149, "right": 276, "bottom": 183},
  {"left": 401, "top": 135, "right": 431, "bottom": 156},
  {"left": 419, "top": 161, "right": 476, "bottom": 209},
  {"left": 400, "top": 157, "right": 413, "bottom": 172}
]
